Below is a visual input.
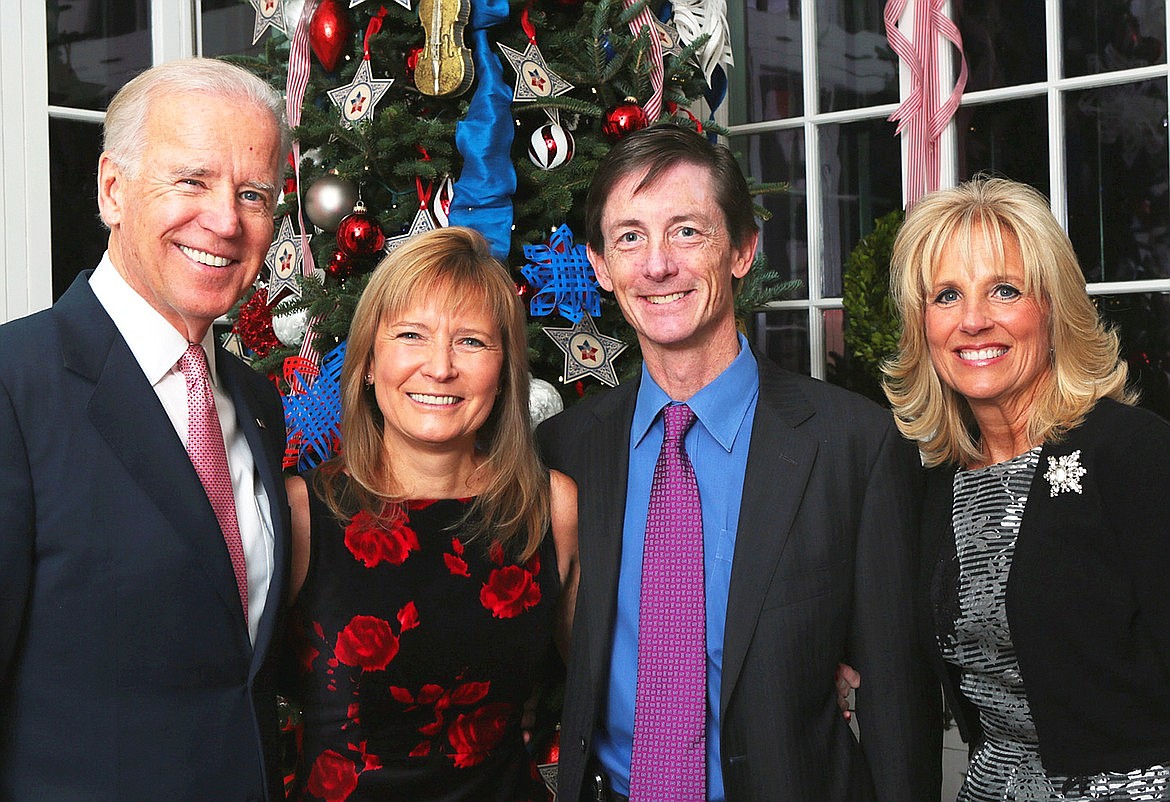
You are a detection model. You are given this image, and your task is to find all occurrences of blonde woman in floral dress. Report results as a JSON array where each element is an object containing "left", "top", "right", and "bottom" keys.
[
  {"left": 880, "top": 177, "right": 1170, "bottom": 801},
  {"left": 284, "top": 227, "right": 578, "bottom": 802}
]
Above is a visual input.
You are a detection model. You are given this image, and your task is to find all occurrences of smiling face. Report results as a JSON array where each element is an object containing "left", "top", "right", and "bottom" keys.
[
  {"left": 370, "top": 293, "right": 505, "bottom": 456},
  {"left": 98, "top": 90, "right": 281, "bottom": 342},
  {"left": 588, "top": 161, "right": 757, "bottom": 381},
  {"left": 925, "top": 226, "right": 1052, "bottom": 425}
]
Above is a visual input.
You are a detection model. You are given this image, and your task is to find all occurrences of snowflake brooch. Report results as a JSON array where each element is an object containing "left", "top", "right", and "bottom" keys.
[{"left": 1043, "top": 449, "right": 1086, "bottom": 497}]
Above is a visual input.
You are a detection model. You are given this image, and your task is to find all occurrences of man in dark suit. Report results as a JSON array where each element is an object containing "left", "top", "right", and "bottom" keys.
[
  {"left": 537, "top": 125, "right": 940, "bottom": 802},
  {"left": 0, "top": 58, "right": 291, "bottom": 801}
]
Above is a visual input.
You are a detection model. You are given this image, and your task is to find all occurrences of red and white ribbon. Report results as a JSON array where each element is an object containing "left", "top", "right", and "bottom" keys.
[
  {"left": 884, "top": 0, "right": 967, "bottom": 207},
  {"left": 624, "top": 0, "right": 664, "bottom": 121}
]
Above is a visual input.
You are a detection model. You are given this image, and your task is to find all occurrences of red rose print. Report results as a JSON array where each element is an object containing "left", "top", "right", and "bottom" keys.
[
  {"left": 489, "top": 541, "right": 505, "bottom": 565},
  {"left": 444, "top": 537, "right": 470, "bottom": 577},
  {"left": 306, "top": 749, "right": 359, "bottom": 801},
  {"left": 344, "top": 510, "right": 420, "bottom": 568},
  {"left": 417, "top": 684, "right": 446, "bottom": 705},
  {"left": 447, "top": 703, "right": 513, "bottom": 768},
  {"left": 410, "top": 741, "right": 431, "bottom": 757},
  {"left": 480, "top": 565, "right": 542, "bottom": 618},
  {"left": 397, "top": 601, "right": 420, "bottom": 632},
  {"left": 334, "top": 615, "right": 399, "bottom": 671},
  {"left": 389, "top": 686, "right": 414, "bottom": 705},
  {"left": 449, "top": 680, "right": 490, "bottom": 705}
]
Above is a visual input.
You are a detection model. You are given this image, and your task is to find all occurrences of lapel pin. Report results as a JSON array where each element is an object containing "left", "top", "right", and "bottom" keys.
[{"left": 255, "top": 418, "right": 266, "bottom": 430}]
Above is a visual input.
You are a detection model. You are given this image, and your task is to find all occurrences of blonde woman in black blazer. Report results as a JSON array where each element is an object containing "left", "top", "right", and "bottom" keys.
[{"left": 882, "top": 177, "right": 1170, "bottom": 800}]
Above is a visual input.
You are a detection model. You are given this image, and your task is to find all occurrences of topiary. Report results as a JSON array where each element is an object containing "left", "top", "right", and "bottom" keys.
[{"left": 840, "top": 209, "right": 905, "bottom": 403}]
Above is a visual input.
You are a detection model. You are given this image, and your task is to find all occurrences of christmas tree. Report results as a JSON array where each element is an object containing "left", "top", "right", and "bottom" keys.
[{"left": 228, "top": 0, "right": 793, "bottom": 469}]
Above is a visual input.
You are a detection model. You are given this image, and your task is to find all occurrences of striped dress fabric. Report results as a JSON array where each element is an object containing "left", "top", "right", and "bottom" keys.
[{"left": 942, "top": 447, "right": 1169, "bottom": 802}]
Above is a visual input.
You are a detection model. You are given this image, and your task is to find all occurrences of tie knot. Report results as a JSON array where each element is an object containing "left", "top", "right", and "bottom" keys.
[
  {"left": 662, "top": 403, "right": 696, "bottom": 444},
  {"left": 179, "top": 343, "right": 210, "bottom": 385}
]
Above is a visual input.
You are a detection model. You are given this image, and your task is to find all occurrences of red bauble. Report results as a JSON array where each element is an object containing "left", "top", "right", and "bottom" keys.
[
  {"left": 310, "top": 0, "right": 352, "bottom": 72},
  {"left": 336, "top": 201, "right": 386, "bottom": 257},
  {"left": 326, "top": 249, "right": 354, "bottom": 279},
  {"left": 405, "top": 46, "right": 424, "bottom": 81},
  {"left": 602, "top": 100, "right": 649, "bottom": 141}
]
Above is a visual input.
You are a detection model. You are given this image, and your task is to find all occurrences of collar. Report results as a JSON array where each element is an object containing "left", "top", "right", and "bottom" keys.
[
  {"left": 631, "top": 332, "right": 759, "bottom": 451},
  {"left": 88, "top": 252, "right": 220, "bottom": 387}
]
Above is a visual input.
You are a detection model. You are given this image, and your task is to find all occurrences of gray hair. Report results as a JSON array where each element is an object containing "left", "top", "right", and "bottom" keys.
[{"left": 103, "top": 57, "right": 290, "bottom": 188}]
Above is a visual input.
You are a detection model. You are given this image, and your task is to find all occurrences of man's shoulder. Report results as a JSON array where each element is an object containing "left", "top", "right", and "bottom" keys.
[{"left": 755, "top": 354, "right": 893, "bottom": 428}]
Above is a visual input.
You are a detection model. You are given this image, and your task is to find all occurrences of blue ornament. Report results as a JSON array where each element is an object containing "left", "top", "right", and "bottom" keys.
[
  {"left": 520, "top": 224, "right": 600, "bottom": 323},
  {"left": 283, "top": 340, "right": 346, "bottom": 471}
]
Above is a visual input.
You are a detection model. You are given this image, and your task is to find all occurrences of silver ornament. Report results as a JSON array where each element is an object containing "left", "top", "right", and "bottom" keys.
[
  {"left": 528, "top": 375, "right": 564, "bottom": 428},
  {"left": 272, "top": 303, "right": 310, "bottom": 348},
  {"left": 304, "top": 173, "right": 358, "bottom": 232}
]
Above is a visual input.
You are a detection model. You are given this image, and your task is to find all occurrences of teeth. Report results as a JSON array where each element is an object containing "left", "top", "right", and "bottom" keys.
[
  {"left": 179, "top": 245, "right": 230, "bottom": 267},
  {"left": 409, "top": 393, "right": 459, "bottom": 406},
  {"left": 647, "top": 292, "right": 686, "bottom": 305},
  {"left": 959, "top": 347, "right": 1007, "bottom": 361}
]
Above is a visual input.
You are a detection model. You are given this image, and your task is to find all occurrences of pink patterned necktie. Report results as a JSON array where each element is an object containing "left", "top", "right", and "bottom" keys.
[
  {"left": 630, "top": 402, "right": 706, "bottom": 801},
  {"left": 179, "top": 343, "right": 248, "bottom": 621}
]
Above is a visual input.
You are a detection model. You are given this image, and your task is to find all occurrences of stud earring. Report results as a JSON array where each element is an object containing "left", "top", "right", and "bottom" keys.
[{"left": 365, "top": 373, "right": 374, "bottom": 387}]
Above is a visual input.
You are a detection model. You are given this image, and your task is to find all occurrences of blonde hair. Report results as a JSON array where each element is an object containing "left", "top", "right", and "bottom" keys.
[
  {"left": 883, "top": 177, "right": 1133, "bottom": 468},
  {"left": 316, "top": 227, "right": 549, "bottom": 560}
]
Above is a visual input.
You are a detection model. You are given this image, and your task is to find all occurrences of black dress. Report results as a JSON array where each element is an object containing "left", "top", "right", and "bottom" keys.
[{"left": 288, "top": 474, "right": 558, "bottom": 802}]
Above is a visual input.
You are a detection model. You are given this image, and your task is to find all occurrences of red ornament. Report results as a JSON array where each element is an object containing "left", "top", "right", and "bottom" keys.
[
  {"left": 234, "top": 288, "right": 282, "bottom": 358},
  {"left": 602, "top": 100, "right": 649, "bottom": 141},
  {"left": 326, "top": 249, "right": 354, "bottom": 279},
  {"left": 405, "top": 46, "right": 424, "bottom": 81},
  {"left": 336, "top": 201, "right": 386, "bottom": 257},
  {"left": 310, "top": 0, "right": 352, "bottom": 73}
]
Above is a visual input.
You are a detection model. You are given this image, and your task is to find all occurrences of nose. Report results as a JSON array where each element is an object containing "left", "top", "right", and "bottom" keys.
[
  {"left": 641, "top": 238, "right": 679, "bottom": 282},
  {"left": 958, "top": 296, "right": 992, "bottom": 334},
  {"left": 421, "top": 341, "right": 458, "bottom": 380},
  {"left": 200, "top": 189, "right": 244, "bottom": 238}
]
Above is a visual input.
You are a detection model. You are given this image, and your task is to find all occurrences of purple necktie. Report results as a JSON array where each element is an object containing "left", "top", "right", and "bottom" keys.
[
  {"left": 179, "top": 343, "right": 248, "bottom": 621},
  {"left": 629, "top": 403, "right": 706, "bottom": 801}
]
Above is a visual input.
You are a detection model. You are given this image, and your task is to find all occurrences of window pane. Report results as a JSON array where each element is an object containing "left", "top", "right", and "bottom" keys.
[
  {"left": 954, "top": 0, "right": 1046, "bottom": 90},
  {"left": 48, "top": 0, "right": 151, "bottom": 110},
  {"left": 50, "top": 118, "right": 107, "bottom": 299},
  {"left": 735, "top": 0, "right": 804, "bottom": 123},
  {"left": 1066, "top": 79, "right": 1169, "bottom": 282},
  {"left": 819, "top": 117, "right": 902, "bottom": 298},
  {"left": 750, "top": 308, "right": 810, "bottom": 374},
  {"left": 1063, "top": 0, "right": 1166, "bottom": 79},
  {"left": 1096, "top": 292, "right": 1170, "bottom": 421},
  {"left": 816, "top": 0, "right": 898, "bottom": 112},
  {"left": 202, "top": 0, "right": 270, "bottom": 58},
  {"left": 732, "top": 131, "right": 809, "bottom": 298},
  {"left": 957, "top": 95, "right": 1049, "bottom": 193}
]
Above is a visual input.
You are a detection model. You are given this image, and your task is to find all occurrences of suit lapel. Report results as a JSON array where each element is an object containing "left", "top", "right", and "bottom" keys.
[
  {"left": 580, "top": 382, "right": 637, "bottom": 699},
  {"left": 720, "top": 359, "right": 818, "bottom": 717},
  {"left": 56, "top": 280, "right": 244, "bottom": 622}
]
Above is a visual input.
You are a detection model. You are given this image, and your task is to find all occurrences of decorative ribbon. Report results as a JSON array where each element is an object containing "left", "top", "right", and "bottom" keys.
[
  {"left": 884, "top": 0, "right": 968, "bottom": 207},
  {"left": 449, "top": 0, "right": 514, "bottom": 260},
  {"left": 286, "top": 0, "right": 323, "bottom": 369},
  {"left": 624, "top": 0, "right": 664, "bottom": 120},
  {"left": 363, "top": 6, "right": 389, "bottom": 60}
]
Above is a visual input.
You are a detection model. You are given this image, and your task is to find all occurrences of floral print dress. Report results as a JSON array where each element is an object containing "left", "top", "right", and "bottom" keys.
[{"left": 289, "top": 474, "right": 558, "bottom": 802}]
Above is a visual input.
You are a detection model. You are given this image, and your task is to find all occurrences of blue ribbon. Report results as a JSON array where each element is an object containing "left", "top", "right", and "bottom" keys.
[{"left": 450, "top": 0, "right": 515, "bottom": 260}]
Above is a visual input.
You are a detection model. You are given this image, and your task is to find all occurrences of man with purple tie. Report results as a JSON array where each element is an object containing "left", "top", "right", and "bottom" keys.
[{"left": 537, "top": 124, "right": 940, "bottom": 802}]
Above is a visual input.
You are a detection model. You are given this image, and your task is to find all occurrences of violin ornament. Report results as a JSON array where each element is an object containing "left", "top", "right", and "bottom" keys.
[{"left": 414, "top": 0, "right": 474, "bottom": 97}]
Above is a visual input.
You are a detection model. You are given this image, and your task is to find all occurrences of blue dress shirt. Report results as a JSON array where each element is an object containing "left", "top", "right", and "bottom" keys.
[{"left": 595, "top": 334, "right": 759, "bottom": 801}]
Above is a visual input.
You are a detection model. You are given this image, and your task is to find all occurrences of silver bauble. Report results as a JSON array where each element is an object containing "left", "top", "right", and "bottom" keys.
[
  {"left": 528, "top": 376, "right": 565, "bottom": 428},
  {"left": 272, "top": 303, "right": 310, "bottom": 348},
  {"left": 304, "top": 174, "right": 358, "bottom": 232}
]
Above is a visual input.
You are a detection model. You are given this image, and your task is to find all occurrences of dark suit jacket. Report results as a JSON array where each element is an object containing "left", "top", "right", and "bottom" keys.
[
  {"left": 537, "top": 353, "right": 941, "bottom": 802},
  {"left": 922, "top": 398, "right": 1170, "bottom": 776},
  {"left": 0, "top": 273, "right": 291, "bottom": 801}
]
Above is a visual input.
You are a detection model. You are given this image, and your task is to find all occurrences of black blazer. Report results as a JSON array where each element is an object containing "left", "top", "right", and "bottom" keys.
[
  {"left": 922, "top": 398, "right": 1170, "bottom": 776},
  {"left": 0, "top": 273, "right": 291, "bottom": 801},
  {"left": 538, "top": 353, "right": 941, "bottom": 802}
]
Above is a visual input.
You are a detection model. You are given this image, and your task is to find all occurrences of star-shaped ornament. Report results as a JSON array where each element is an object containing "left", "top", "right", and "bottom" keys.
[
  {"left": 249, "top": 0, "right": 290, "bottom": 44},
  {"left": 326, "top": 58, "right": 395, "bottom": 127},
  {"left": 265, "top": 215, "right": 306, "bottom": 299},
  {"left": 652, "top": 16, "right": 684, "bottom": 59},
  {"left": 384, "top": 206, "right": 439, "bottom": 254},
  {"left": 521, "top": 224, "right": 600, "bottom": 323},
  {"left": 544, "top": 313, "right": 628, "bottom": 388},
  {"left": 498, "top": 42, "right": 573, "bottom": 102}
]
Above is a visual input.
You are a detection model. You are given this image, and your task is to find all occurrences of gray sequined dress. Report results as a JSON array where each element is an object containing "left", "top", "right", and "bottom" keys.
[{"left": 942, "top": 447, "right": 1169, "bottom": 802}]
